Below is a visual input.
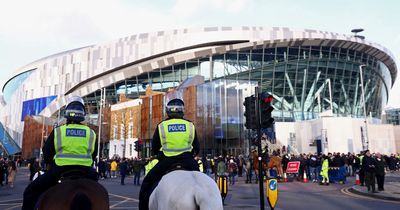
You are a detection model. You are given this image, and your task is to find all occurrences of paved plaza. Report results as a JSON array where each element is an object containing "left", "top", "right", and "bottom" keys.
[{"left": 1, "top": 167, "right": 399, "bottom": 210}]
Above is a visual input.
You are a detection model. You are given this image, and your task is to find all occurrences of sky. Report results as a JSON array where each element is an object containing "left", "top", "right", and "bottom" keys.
[{"left": 0, "top": 0, "right": 399, "bottom": 107}]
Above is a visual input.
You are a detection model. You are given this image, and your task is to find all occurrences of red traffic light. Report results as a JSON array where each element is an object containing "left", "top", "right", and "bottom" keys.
[{"left": 264, "top": 95, "right": 273, "bottom": 103}]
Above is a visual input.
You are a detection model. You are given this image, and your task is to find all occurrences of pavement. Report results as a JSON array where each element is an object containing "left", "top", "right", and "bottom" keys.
[{"left": 348, "top": 171, "right": 400, "bottom": 202}]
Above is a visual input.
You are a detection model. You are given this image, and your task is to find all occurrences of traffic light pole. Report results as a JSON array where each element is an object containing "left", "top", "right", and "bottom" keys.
[{"left": 255, "top": 87, "right": 265, "bottom": 210}]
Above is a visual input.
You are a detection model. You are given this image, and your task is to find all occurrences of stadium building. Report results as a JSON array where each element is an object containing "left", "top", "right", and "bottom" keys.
[{"left": 1, "top": 26, "right": 398, "bottom": 157}]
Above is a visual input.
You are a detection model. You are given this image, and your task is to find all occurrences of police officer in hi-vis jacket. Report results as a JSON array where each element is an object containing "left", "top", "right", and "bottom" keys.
[
  {"left": 139, "top": 98, "right": 200, "bottom": 210},
  {"left": 22, "top": 96, "right": 98, "bottom": 210}
]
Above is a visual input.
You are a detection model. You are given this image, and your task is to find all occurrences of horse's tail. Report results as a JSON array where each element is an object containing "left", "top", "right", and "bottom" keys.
[{"left": 70, "top": 192, "right": 92, "bottom": 210}]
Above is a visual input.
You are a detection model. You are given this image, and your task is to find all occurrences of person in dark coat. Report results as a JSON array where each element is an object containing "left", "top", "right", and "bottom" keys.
[
  {"left": 362, "top": 150, "right": 377, "bottom": 193},
  {"left": 0, "top": 158, "right": 4, "bottom": 186},
  {"left": 98, "top": 158, "right": 107, "bottom": 179},
  {"left": 375, "top": 153, "right": 385, "bottom": 191},
  {"left": 132, "top": 158, "right": 142, "bottom": 185},
  {"left": 119, "top": 158, "right": 128, "bottom": 185}
]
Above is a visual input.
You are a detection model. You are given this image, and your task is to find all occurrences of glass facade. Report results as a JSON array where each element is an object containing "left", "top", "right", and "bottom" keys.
[
  {"left": 85, "top": 45, "right": 391, "bottom": 121},
  {"left": 82, "top": 45, "right": 392, "bottom": 155},
  {"left": 385, "top": 108, "right": 400, "bottom": 125},
  {"left": 3, "top": 69, "right": 35, "bottom": 103}
]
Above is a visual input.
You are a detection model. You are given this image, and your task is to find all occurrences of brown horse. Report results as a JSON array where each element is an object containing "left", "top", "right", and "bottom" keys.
[
  {"left": 36, "top": 178, "right": 109, "bottom": 210},
  {"left": 252, "top": 151, "right": 268, "bottom": 183},
  {"left": 268, "top": 155, "right": 284, "bottom": 178}
]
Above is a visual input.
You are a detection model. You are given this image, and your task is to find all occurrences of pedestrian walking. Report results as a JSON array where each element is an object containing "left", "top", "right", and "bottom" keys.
[
  {"left": 0, "top": 158, "right": 4, "bottom": 186},
  {"left": 228, "top": 159, "right": 237, "bottom": 185},
  {"left": 119, "top": 158, "right": 128, "bottom": 185},
  {"left": 7, "top": 160, "right": 17, "bottom": 188},
  {"left": 111, "top": 159, "right": 118, "bottom": 178},
  {"left": 28, "top": 158, "right": 40, "bottom": 182},
  {"left": 358, "top": 152, "right": 365, "bottom": 186},
  {"left": 375, "top": 153, "right": 385, "bottom": 191},
  {"left": 217, "top": 156, "right": 227, "bottom": 177},
  {"left": 362, "top": 150, "right": 377, "bottom": 193},
  {"left": 132, "top": 158, "right": 142, "bottom": 185},
  {"left": 244, "top": 156, "right": 253, "bottom": 183}
]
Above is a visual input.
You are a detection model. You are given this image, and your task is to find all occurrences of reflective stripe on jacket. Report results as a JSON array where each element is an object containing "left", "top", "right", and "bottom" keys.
[
  {"left": 158, "top": 119, "right": 195, "bottom": 157},
  {"left": 359, "top": 155, "right": 364, "bottom": 165},
  {"left": 53, "top": 124, "right": 96, "bottom": 167},
  {"left": 198, "top": 159, "right": 204, "bottom": 172},
  {"left": 145, "top": 159, "right": 159, "bottom": 175}
]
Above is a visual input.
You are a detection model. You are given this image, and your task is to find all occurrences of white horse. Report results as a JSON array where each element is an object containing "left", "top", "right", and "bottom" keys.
[{"left": 149, "top": 170, "right": 223, "bottom": 210}]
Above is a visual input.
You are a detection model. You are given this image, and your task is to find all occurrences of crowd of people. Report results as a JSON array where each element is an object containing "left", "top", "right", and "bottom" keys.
[
  {"left": 182, "top": 148, "right": 400, "bottom": 191},
  {"left": 97, "top": 156, "right": 145, "bottom": 185},
  {"left": 1, "top": 149, "right": 399, "bottom": 190},
  {"left": 196, "top": 148, "right": 400, "bottom": 192}
]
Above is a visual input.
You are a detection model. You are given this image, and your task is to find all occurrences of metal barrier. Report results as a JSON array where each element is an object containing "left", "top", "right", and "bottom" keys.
[{"left": 327, "top": 167, "right": 346, "bottom": 183}]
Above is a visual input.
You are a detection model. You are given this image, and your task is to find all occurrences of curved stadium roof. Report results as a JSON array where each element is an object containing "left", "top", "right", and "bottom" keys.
[{"left": 2, "top": 27, "right": 397, "bottom": 118}]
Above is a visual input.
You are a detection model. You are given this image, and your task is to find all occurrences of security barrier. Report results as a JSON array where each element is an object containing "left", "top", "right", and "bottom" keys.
[
  {"left": 269, "top": 169, "right": 277, "bottom": 178},
  {"left": 327, "top": 167, "right": 346, "bottom": 183}
]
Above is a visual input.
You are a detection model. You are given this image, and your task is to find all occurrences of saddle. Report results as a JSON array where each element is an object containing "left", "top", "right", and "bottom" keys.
[
  {"left": 59, "top": 169, "right": 91, "bottom": 183},
  {"left": 165, "top": 163, "right": 188, "bottom": 174}
]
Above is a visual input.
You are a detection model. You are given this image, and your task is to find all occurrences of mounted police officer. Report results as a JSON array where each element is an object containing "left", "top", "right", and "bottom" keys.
[
  {"left": 22, "top": 96, "right": 98, "bottom": 210},
  {"left": 139, "top": 98, "right": 200, "bottom": 210}
]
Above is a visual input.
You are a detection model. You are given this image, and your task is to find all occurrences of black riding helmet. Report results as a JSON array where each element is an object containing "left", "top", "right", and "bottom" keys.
[
  {"left": 166, "top": 98, "right": 184, "bottom": 118},
  {"left": 64, "top": 96, "right": 86, "bottom": 123}
]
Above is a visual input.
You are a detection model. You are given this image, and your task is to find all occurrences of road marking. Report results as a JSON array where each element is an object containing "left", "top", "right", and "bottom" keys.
[
  {"left": 0, "top": 199, "right": 22, "bottom": 203},
  {"left": 109, "top": 193, "right": 138, "bottom": 201},
  {"left": 4, "top": 204, "right": 21, "bottom": 210},
  {"left": 110, "top": 199, "right": 130, "bottom": 208},
  {"left": 109, "top": 193, "right": 138, "bottom": 208},
  {"left": 341, "top": 187, "right": 400, "bottom": 204}
]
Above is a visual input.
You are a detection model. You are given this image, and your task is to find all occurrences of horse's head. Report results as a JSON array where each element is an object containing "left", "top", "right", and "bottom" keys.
[{"left": 36, "top": 179, "right": 109, "bottom": 210}]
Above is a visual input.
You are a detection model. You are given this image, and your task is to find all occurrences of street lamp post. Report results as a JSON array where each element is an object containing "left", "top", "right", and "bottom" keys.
[
  {"left": 359, "top": 64, "right": 369, "bottom": 150},
  {"left": 40, "top": 115, "right": 45, "bottom": 160},
  {"left": 97, "top": 87, "right": 106, "bottom": 166}
]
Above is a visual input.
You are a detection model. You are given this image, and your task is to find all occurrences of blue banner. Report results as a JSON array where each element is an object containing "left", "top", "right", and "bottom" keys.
[{"left": 21, "top": 96, "right": 57, "bottom": 121}]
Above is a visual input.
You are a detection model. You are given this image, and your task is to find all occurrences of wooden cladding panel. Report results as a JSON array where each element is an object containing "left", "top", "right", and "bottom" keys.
[
  {"left": 183, "top": 86, "right": 197, "bottom": 124},
  {"left": 141, "top": 93, "right": 164, "bottom": 142},
  {"left": 22, "top": 117, "right": 52, "bottom": 159}
]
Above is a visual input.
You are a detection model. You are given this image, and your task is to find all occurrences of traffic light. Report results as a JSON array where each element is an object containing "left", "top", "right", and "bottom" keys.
[
  {"left": 134, "top": 141, "right": 139, "bottom": 152},
  {"left": 138, "top": 139, "right": 143, "bottom": 151},
  {"left": 260, "top": 93, "right": 274, "bottom": 128},
  {"left": 244, "top": 96, "right": 257, "bottom": 129}
]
